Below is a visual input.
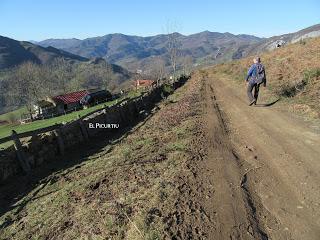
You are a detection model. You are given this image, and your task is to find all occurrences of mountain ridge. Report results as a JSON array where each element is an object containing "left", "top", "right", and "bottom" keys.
[{"left": 33, "top": 24, "right": 320, "bottom": 71}]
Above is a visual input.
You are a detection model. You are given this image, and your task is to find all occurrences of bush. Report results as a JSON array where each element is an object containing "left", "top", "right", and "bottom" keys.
[
  {"left": 7, "top": 113, "right": 18, "bottom": 123},
  {"left": 275, "top": 80, "right": 307, "bottom": 97},
  {"left": 161, "top": 84, "right": 174, "bottom": 96},
  {"left": 276, "top": 68, "right": 320, "bottom": 98},
  {"left": 299, "top": 39, "right": 307, "bottom": 45}
]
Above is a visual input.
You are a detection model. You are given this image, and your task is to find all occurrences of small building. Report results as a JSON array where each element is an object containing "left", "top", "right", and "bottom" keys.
[
  {"left": 52, "top": 90, "right": 88, "bottom": 114},
  {"left": 134, "top": 79, "right": 155, "bottom": 90},
  {"left": 33, "top": 89, "right": 111, "bottom": 119}
]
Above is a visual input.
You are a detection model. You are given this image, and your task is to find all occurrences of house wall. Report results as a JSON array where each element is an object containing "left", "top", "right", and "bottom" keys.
[
  {"left": 56, "top": 104, "right": 65, "bottom": 114},
  {"left": 66, "top": 102, "right": 81, "bottom": 111}
]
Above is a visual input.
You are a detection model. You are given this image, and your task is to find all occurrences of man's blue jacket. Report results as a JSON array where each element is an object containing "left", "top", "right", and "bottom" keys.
[{"left": 245, "top": 63, "right": 267, "bottom": 86}]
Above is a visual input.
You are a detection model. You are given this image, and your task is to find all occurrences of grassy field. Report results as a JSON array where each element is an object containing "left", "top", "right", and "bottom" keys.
[{"left": 0, "top": 106, "right": 28, "bottom": 122}]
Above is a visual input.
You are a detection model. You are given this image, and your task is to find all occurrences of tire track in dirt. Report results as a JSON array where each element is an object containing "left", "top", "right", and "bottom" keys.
[
  {"left": 162, "top": 73, "right": 272, "bottom": 239},
  {"left": 203, "top": 79, "right": 269, "bottom": 239},
  {"left": 161, "top": 75, "right": 215, "bottom": 239}
]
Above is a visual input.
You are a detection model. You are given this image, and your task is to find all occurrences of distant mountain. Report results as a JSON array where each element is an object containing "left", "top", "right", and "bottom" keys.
[
  {"left": 0, "top": 36, "right": 39, "bottom": 69},
  {"left": 35, "top": 24, "right": 320, "bottom": 71},
  {"left": 0, "top": 35, "right": 132, "bottom": 83},
  {"left": 0, "top": 35, "right": 88, "bottom": 70},
  {"left": 35, "top": 32, "right": 262, "bottom": 71}
]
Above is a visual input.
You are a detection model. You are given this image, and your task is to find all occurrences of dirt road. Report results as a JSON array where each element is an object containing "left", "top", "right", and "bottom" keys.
[{"left": 200, "top": 74, "right": 320, "bottom": 239}]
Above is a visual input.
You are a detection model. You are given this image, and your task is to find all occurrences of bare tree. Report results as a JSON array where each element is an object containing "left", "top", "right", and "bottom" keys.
[
  {"left": 181, "top": 55, "right": 193, "bottom": 76},
  {"left": 101, "top": 62, "right": 114, "bottom": 90},
  {"left": 151, "top": 57, "right": 166, "bottom": 86},
  {"left": 52, "top": 58, "right": 72, "bottom": 94},
  {"left": 8, "top": 62, "right": 47, "bottom": 119},
  {"left": 166, "top": 21, "right": 181, "bottom": 83}
]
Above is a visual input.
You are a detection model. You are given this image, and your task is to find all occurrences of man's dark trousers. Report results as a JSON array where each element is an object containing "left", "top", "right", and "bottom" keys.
[{"left": 247, "top": 81, "right": 261, "bottom": 103}]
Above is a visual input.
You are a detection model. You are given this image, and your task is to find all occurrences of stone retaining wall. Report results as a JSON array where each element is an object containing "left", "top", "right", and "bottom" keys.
[{"left": 0, "top": 79, "right": 185, "bottom": 183}]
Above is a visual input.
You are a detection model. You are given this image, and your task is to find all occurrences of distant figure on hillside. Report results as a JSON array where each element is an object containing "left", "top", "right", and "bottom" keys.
[{"left": 245, "top": 57, "right": 267, "bottom": 106}]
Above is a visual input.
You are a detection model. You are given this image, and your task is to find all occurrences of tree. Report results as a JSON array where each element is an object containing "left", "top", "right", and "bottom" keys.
[
  {"left": 8, "top": 62, "right": 47, "bottom": 119},
  {"left": 181, "top": 55, "right": 193, "bottom": 76},
  {"left": 74, "top": 61, "right": 116, "bottom": 90},
  {"left": 51, "top": 58, "right": 73, "bottom": 94},
  {"left": 166, "top": 22, "right": 181, "bottom": 83},
  {"left": 100, "top": 62, "right": 114, "bottom": 90},
  {"left": 150, "top": 57, "right": 166, "bottom": 86}
]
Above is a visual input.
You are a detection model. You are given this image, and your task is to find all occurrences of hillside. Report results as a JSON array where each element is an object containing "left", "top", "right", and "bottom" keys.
[
  {"left": 0, "top": 36, "right": 88, "bottom": 70},
  {"left": 0, "top": 36, "right": 134, "bottom": 114},
  {"left": 245, "top": 24, "right": 320, "bottom": 55},
  {"left": 35, "top": 24, "right": 320, "bottom": 71},
  {"left": 208, "top": 37, "right": 320, "bottom": 118},
  {"left": 0, "top": 36, "right": 132, "bottom": 82}
]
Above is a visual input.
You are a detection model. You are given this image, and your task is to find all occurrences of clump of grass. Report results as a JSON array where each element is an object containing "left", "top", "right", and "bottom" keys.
[
  {"left": 167, "top": 142, "right": 186, "bottom": 152},
  {"left": 275, "top": 68, "right": 320, "bottom": 98},
  {"left": 122, "top": 146, "right": 132, "bottom": 160},
  {"left": 135, "top": 138, "right": 153, "bottom": 148},
  {"left": 299, "top": 39, "right": 307, "bottom": 45},
  {"left": 303, "top": 68, "right": 320, "bottom": 83}
]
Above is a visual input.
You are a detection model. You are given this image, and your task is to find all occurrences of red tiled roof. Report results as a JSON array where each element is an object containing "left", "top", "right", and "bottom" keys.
[
  {"left": 52, "top": 90, "right": 88, "bottom": 105},
  {"left": 134, "top": 79, "right": 155, "bottom": 87}
]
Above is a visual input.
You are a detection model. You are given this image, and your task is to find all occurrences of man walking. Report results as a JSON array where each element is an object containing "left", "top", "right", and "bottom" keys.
[{"left": 245, "top": 57, "right": 267, "bottom": 106}]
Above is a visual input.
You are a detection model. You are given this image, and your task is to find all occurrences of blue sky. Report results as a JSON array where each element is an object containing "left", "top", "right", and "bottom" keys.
[{"left": 0, "top": 0, "right": 319, "bottom": 41}]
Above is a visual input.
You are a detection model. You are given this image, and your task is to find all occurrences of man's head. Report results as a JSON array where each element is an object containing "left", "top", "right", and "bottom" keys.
[{"left": 253, "top": 57, "right": 261, "bottom": 64}]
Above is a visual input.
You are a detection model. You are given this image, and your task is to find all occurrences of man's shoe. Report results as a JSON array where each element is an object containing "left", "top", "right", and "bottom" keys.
[{"left": 249, "top": 99, "right": 256, "bottom": 106}]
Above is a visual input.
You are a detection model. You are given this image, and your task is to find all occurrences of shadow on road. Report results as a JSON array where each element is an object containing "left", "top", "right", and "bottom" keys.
[{"left": 254, "top": 98, "right": 280, "bottom": 107}]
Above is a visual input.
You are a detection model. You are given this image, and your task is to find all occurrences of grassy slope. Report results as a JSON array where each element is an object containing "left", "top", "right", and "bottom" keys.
[
  {"left": 208, "top": 37, "right": 320, "bottom": 118},
  {"left": 0, "top": 107, "right": 28, "bottom": 122},
  {"left": 0, "top": 74, "right": 203, "bottom": 239}
]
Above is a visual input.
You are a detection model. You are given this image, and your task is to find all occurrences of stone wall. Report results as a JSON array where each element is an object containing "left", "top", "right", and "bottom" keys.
[{"left": 0, "top": 81, "right": 181, "bottom": 183}]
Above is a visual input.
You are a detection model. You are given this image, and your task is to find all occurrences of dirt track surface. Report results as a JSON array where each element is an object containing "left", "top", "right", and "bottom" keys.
[{"left": 199, "top": 73, "right": 320, "bottom": 239}]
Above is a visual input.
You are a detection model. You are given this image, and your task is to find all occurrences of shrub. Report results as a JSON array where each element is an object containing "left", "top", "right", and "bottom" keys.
[
  {"left": 7, "top": 113, "right": 18, "bottom": 123},
  {"left": 299, "top": 39, "right": 307, "bottom": 45},
  {"left": 161, "top": 84, "right": 174, "bottom": 96}
]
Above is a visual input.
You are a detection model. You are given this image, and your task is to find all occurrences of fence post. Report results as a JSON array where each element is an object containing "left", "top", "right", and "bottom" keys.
[
  {"left": 79, "top": 117, "right": 89, "bottom": 141},
  {"left": 54, "top": 126, "right": 65, "bottom": 155},
  {"left": 11, "top": 130, "right": 31, "bottom": 173}
]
